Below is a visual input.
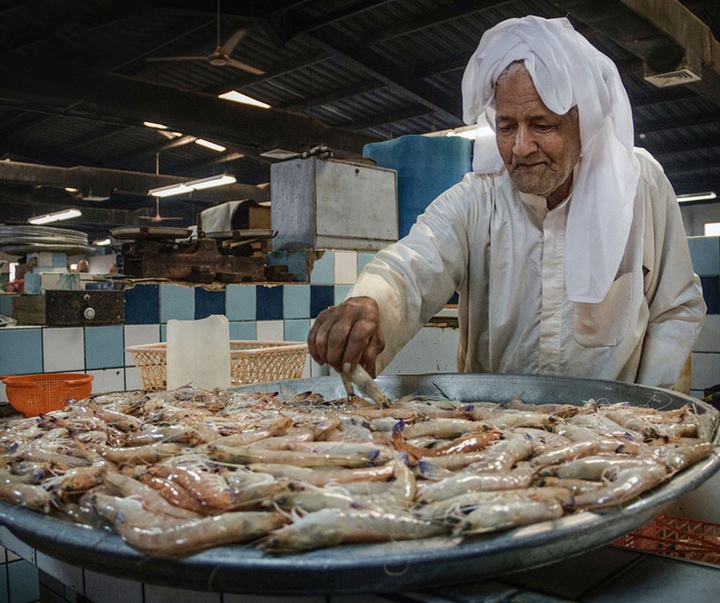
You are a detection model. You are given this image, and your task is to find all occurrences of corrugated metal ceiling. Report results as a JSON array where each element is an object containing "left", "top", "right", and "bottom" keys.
[{"left": 0, "top": 0, "right": 718, "bottom": 240}]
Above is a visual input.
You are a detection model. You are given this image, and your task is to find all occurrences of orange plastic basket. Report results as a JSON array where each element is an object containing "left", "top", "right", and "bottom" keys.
[
  {"left": 614, "top": 515, "right": 720, "bottom": 565},
  {"left": 1, "top": 373, "right": 94, "bottom": 417}
]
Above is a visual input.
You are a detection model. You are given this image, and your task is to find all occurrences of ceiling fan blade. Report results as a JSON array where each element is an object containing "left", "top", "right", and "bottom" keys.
[
  {"left": 226, "top": 57, "right": 265, "bottom": 75},
  {"left": 147, "top": 55, "right": 208, "bottom": 62},
  {"left": 217, "top": 27, "right": 248, "bottom": 56}
]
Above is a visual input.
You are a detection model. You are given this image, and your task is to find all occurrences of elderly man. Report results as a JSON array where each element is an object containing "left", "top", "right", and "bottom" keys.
[{"left": 308, "top": 16, "right": 705, "bottom": 391}]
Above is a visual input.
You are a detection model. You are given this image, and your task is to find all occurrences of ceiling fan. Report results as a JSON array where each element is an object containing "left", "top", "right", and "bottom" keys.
[
  {"left": 146, "top": 1, "right": 264, "bottom": 75},
  {"left": 140, "top": 153, "right": 184, "bottom": 223},
  {"left": 139, "top": 197, "right": 184, "bottom": 223}
]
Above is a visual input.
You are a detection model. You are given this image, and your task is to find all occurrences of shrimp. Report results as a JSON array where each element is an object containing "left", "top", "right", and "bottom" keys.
[
  {"left": 246, "top": 462, "right": 395, "bottom": 487},
  {"left": 88, "top": 400, "right": 142, "bottom": 432},
  {"left": 454, "top": 496, "right": 565, "bottom": 535},
  {"left": 91, "top": 492, "right": 286, "bottom": 558},
  {"left": 138, "top": 474, "right": 208, "bottom": 514},
  {"left": 45, "top": 465, "right": 106, "bottom": 501},
  {"left": 651, "top": 441, "right": 713, "bottom": 473},
  {"left": 391, "top": 421, "right": 501, "bottom": 463},
  {"left": 506, "top": 397, "right": 580, "bottom": 419},
  {"left": 531, "top": 441, "right": 600, "bottom": 467},
  {"left": 272, "top": 483, "right": 359, "bottom": 512},
  {"left": 151, "top": 465, "right": 237, "bottom": 512},
  {"left": 533, "top": 476, "right": 606, "bottom": 494},
  {"left": 416, "top": 486, "right": 574, "bottom": 522},
  {"left": 416, "top": 463, "right": 535, "bottom": 505},
  {"left": 401, "top": 418, "right": 494, "bottom": 440},
  {"left": 568, "top": 464, "right": 668, "bottom": 510},
  {"left": 102, "top": 471, "right": 200, "bottom": 520},
  {"left": 208, "top": 441, "right": 391, "bottom": 468},
  {"left": 260, "top": 507, "right": 448, "bottom": 553},
  {"left": 0, "top": 483, "right": 53, "bottom": 513},
  {"left": 98, "top": 443, "right": 182, "bottom": 464},
  {"left": 553, "top": 424, "right": 647, "bottom": 454},
  {"left": 537, "top": 454, "right": 662, "bottom": 480}
]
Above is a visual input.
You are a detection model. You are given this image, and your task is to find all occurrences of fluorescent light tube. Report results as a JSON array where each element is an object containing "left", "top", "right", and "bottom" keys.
[
  {"left": 218, "top": 90, "right": 271, "bottom": 108},
  {"left": 148, "top": 183, "right": 193, "bottom": 197},
  {"left": 677, "top": 192, "right": 717, "bottom": 203},
  {"left": 144, "top": 121, "right": 168, "bottom": 129},
  {"left": 194, "top": 139, "right": 226, "bottom": 152},
  {"left": 29, "top": 208, "right": 82, "bottom": 225},
  {"left": 148, "top": 174, "right": 236, "bottom": 198},
  {"left": 93, "top": 238, "right": 111, "bottom": 246},
  {"left": 187, "top": 174, "right": 236, "bottom": 190}
]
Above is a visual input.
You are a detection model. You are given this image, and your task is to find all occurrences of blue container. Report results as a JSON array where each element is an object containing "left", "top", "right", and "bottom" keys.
[{"left": 363, "top": 135, "right": 472, "bottom": 238}]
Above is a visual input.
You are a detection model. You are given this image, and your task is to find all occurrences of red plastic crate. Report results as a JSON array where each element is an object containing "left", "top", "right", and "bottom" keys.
[{"left": 614, "top": 515, "right": 720, "bottom": 565}]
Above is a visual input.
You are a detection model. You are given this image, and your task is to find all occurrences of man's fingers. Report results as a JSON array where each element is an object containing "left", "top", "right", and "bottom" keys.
[
  {"left": 307, "top": 308, "right": 332, "bottom": 365},
  {"left": 306, "top": 297, "right": 382, "bottom": 374}
]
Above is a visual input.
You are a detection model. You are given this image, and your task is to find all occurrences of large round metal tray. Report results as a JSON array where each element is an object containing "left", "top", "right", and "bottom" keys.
[{"left": 0, "top": 374, "right": 718, "bottom": 595}]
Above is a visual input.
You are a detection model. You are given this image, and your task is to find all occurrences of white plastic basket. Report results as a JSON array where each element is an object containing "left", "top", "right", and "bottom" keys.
[{"left": 126, "top": 340, "right": 308, "bottom": 390}]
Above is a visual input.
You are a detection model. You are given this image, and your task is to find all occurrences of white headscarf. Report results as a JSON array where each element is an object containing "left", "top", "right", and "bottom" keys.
[{"left": 462, "top": 16, "right": 640, "bottom": 303}]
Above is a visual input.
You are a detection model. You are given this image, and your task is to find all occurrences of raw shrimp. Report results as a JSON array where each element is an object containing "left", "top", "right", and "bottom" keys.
[
  {"left": 272, "top": 483, "right": 359, "bottom": 512},
  {"left": 102, "top": 471, "right": 200, "bottom": 520},
  {"left": 246, "top": 462, "right": 395, "bottom": 487},
  {"left": 92, "top": 492, "right": 287, "bottom": 558},
  {"left": 568, "top": 464, "right": 668, "bottom": 510},
  {"left": 537, "top": 454, "right": 662, "bottom": 480},
  {"left": 0, "top": 483, "right": 53, "bottom": 512},
  {"left": 531, "top": 441, "right": 600, "bottom": 467},
  {"left": 208, "top": 441, "right": 391, "bottom": 468},
  {"left": 454, "top": 496, "right": 565, "bottom": 535},
  {"left": 392, "top": 421, "right": 501, "bottom": 463},
  {"left": 416, "top": 463, "right": 535, "bottom": 504},
  {"left": 98, "top": 442, "right": 182, "bottom": 464},
  {"left": 261, "top": 507, "right": 448, "bottom": 553}
]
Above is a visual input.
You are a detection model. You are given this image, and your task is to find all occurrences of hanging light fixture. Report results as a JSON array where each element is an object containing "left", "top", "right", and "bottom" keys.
[
  {"left": 28, "top": 208, "right": 82, "bottom": 225},
  {"left": 677, "top": 192, "right": 717, "bottom": 203},
  {"left": 148, "top": 174, "right": 237, "bottom": 198}
]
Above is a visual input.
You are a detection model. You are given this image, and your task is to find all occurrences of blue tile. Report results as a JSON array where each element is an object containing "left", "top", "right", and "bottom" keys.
[
  {"left": 284, "top": 318, "right": 311, "bottom": 343},
  {"left": 229, "top": 321, "right": 257, "bottom": 340},
  {"left": 52, "top": 252, "right": 66, "bottom": 268},
  {"left": 688, "top": 236, "right": 720, "bottom": 277},
  {"left": 160, "top": 284, "right": 194, "bottom": 322},
  {"left": 0, "top": 328, "right": 42, "bottom": 375},
  {"left": 226, "top": 285, "right": 256, "bottom": 321},
  {"left": 0, "top": 561, "right": 7, "bottom": 603},
  {"left": 310, "top": 285, "right": 334, "bottom": 318},
  {"left": 85, "top": 325, "right": 124, "bottom": 369},
  {"left": 194, "top": 288, "right": 226, "bottom": 319},
  {"left": 0, "top": 294, "right": 16, "bottom": 317},
  {"left": 334, "top": 285, "right": 352, "bottom": 305},
  {"left": 283, "top": 285, "right": 310, "bottom": 319},
  {"left": 701, "top": 276, "right": 720, "bottom": 315},
  {"left": 267, "top": 250, "right": 311, "bottom": 282},
  {"left": 257, "top": 285, "right": 283, "bottom": 320},
  {"left": 124, "top": 284, "right": 160, "bottom": 324},
  {"left": 310, "top": 251, "right": 335, "bottom": 284},
  {"left": 357, "top": 252, "right": 376, "bottom": 275},
  {"left": 8, "top": 559, "right": 39, "bottom": 603}
]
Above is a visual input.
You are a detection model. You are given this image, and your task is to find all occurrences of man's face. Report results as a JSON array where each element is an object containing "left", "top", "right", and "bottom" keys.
[{"left": 494, "top": 65, "right": 581, "bottom": 204}]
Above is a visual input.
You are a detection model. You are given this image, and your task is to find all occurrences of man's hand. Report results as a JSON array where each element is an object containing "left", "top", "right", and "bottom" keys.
[{"left": 307, "top": 297, "right": 385, "bottom": 377}]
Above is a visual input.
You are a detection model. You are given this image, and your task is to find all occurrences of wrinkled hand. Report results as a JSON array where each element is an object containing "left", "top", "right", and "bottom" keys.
[{"left": 307, "top": 297, "right": 385, "bottom": 377}]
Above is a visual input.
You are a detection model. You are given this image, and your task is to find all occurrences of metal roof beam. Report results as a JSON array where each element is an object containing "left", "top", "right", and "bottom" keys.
[
  {"left": 0, "top": 54, "right": 383, "bottom": 156},
  {"left": 305, "top": 28, "right": 462, "bottom": 124},
  {"left": 364, "top": 0, "right": 516, "bottom": 45}
]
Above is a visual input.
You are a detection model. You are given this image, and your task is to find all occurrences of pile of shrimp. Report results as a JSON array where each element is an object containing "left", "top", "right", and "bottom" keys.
[{"left": 0, "top": 385, "right": 716, "bottom": 558}]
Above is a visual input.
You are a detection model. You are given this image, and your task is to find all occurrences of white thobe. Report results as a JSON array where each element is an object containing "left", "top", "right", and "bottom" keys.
[{"left": 349, "top": 149, "right": 706, "bottom": 389}]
